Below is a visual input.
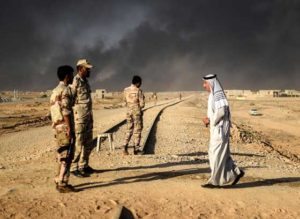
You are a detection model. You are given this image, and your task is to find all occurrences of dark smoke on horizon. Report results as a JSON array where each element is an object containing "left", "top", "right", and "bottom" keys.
[{"left": 0, "top": 0, "right": 299, "bottom": 91}]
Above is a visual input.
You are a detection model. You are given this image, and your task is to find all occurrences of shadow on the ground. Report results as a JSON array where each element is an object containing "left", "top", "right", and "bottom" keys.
[
  {"left": 74, "top": 165, "right": 265, "bottom": 191},
  {"left": 92, "top": 159, "right": 209, "bottom": 173},
  {"left": 178, "top": 151, "right": 265, "bottom": 158},
  {"left": 74, "top": 167, "right": 210, "bottom": 191},
  {"left": 223, "top": 177, "right": 300, "bottom": 189},
  {"left": 143, "top": 115, "right": 159, "bottom": 155},
  {"left": 231, "top": 152, "right": 265, "bottom": 158},
  {"left": 177, "top": 151, "right": 208, "bottom": 156}
]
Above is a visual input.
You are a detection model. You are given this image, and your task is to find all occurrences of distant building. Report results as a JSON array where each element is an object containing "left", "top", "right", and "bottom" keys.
[
  {"left": 257, "top": 90, "right": 278, "bottom": 97},
  {"left": 273, "top": 91, "right": 279, "bottom": 97},
  {"left": 283, "top": 89, "right": 300, "bottom": 97},
  {"left": 95, "top": 89, "right": 107, "bottom": 99},
  {"left": 225, "top": 90, "right": 252, "bottom": 98},
  {"left": 260, "top": 89, "right": 300, "bottom": 97}
]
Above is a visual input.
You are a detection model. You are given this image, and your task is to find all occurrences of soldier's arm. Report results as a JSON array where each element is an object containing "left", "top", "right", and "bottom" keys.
[
  {"left": 49, "top": 92, "right": 56, "bottom": 122},
  {"left": 61, "top": 88, "right": 73, "bottom": 137},
  {"left": 70, "top": 77, "right": 78, "bottom": 101},
  {"left": 139, "top": 89, "right": 145, "bottom": 108},
  {"left": 122, "top": 90, "right": 127, "bottom": 107}
]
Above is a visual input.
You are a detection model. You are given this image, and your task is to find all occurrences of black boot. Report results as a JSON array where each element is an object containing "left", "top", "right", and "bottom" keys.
[
  {"left": 84, "top": 166, "right": 95, "bottom": 174},
  {"left": 71, "top": 169, "right": 90, "bottom": 177}
]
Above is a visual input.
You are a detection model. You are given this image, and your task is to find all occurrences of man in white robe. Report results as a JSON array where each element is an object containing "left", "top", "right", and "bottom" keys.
[{"left": 202, "top": 74, "right": 244, "bottom": 188}]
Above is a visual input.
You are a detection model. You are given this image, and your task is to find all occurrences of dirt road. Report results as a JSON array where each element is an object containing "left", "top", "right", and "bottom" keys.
[{"left": 0, "top": 95, "right": 299, "bottom": 218}]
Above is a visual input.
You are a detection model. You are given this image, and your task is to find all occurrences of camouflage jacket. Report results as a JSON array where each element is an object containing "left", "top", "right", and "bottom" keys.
[
  {"left": 50, "top": 82, "right": 73, "bottom": 128},
  {"left": 124, "top": 84, "right": 145, "bottom": 110},
  {"left": 71, "top": 74, "right": 93, "bottom": 123}
]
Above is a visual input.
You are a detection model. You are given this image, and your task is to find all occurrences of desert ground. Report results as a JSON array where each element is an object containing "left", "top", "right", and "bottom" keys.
[{"left": 0, "top": 92, "right": 299, "bottom": 219}]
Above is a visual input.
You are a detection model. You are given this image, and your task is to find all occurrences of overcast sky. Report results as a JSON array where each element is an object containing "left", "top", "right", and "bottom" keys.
[{"left": 0, "top": 0, "right": 299, "bottom": 91}]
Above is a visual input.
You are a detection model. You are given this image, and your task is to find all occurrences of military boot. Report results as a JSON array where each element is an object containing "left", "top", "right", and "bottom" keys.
[
  {"left": 56, "top": 184, "right": 76, "bottom": 193},
  {"left": 71, "top": 169, "right": 90, "bottom": 178},
  {"left": 84, "top": 165, "right": 95, "bottom": 174}
]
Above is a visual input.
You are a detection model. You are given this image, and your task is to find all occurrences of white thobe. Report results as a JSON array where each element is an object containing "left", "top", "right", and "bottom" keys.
[{"left": 207, "top": 93, "right": 242, "bottom": 185}]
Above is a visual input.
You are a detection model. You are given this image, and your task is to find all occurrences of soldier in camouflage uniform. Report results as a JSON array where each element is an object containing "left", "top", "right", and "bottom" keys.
[
  {"left": 123, "top": 75, "right": 145, "bottom": 155},
  {"left": 71, "top": 59, "right": 95, "bottom": 177},
  {"left": 50, "top": 65, "right": 75, "bottom": 193}
]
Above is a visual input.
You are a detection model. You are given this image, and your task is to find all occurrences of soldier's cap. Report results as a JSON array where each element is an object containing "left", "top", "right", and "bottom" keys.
[{"left": 76, "top": 59, "right": 93, "bottom": 69}]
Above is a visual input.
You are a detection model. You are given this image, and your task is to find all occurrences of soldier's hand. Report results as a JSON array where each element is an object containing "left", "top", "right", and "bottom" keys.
[
  {"left": 66, "top": 126, "right": 71, "bottom": 139},
  {"left": 202, "top": 117, "right": 210, "bottom": 127}
]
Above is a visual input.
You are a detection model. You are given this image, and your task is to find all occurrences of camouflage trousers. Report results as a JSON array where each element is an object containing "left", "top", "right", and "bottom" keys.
[
  {"left": 71, "top": 121, "right": 93, "bottom": 171},
  {"left": 54, "top": 124, "right": 73, "bottom": 186},
  {"left": 124, "top": 109, "right": 143, "bottom": 150}
]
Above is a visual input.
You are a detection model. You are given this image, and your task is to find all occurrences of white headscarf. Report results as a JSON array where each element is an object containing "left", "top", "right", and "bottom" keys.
[{"left": 203, "top": 74, "right": 228, "bottom": 111}]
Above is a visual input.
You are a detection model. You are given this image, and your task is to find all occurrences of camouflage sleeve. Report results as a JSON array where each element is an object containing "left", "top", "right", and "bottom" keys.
[
  {"left": 49, "top": 92, "right": 56, "bottom": 105},
  {"left": 139, "top": 89, "right": 145, "bottom": 108},
  {"left": 123, "top": 89, "right": 127, "bottom": 105},
  {"left": 70, "top": 77, "right": 78, "bottom": 101},
  {"left": 61, "top": 87, "right": 72, "bottom": 116}
]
